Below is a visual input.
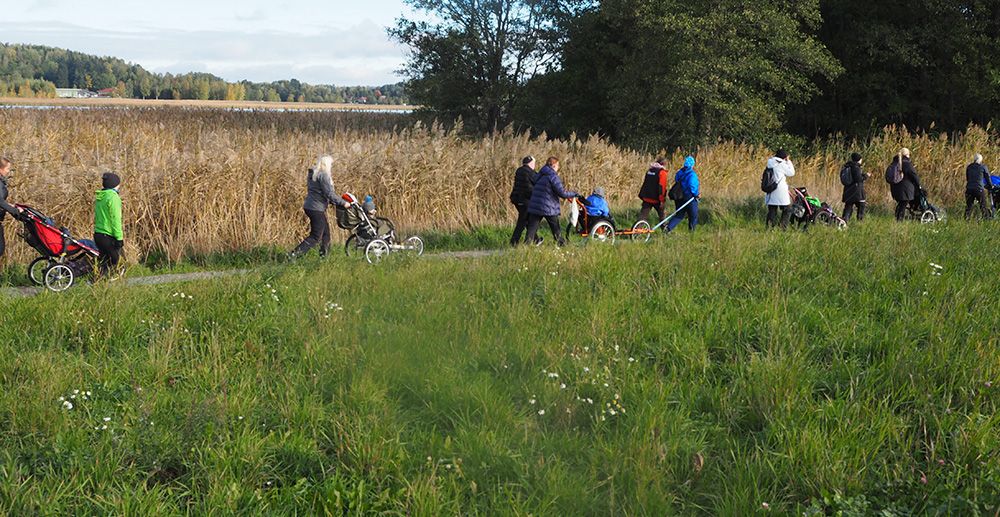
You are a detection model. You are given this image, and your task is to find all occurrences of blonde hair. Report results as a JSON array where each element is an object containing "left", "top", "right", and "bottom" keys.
[
  {"left": 974, "top": 153, "right": 984, "bottom": 164},
  {"left": 312, "top": 155, "right": 334, "bottom": 180},
  {"left": 899, "top": 148, "right": 911, "bottom": 159}
]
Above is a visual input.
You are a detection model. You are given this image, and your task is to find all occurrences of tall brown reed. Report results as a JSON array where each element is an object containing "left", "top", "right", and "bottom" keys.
[{"left": 0, "top": 108, "right": 993, "bottom": 262}]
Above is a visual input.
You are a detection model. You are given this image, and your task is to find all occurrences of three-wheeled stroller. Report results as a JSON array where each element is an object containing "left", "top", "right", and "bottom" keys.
[
  {"left": 336, "top": 194, "right": 424, "bottom": 264},
  {"left": 902, "top": 188, "right": 944, "bottom": 224},
  {"left": 16, "top": 204, "right": 100, "bottom": 292},
  {"left": 790, "top": 187, "right": 848, "bottom": 229}
]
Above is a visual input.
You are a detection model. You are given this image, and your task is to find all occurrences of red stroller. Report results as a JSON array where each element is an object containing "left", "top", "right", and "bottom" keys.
[{"left": 16, "top": 204, "right": 100, "bottom": 292}]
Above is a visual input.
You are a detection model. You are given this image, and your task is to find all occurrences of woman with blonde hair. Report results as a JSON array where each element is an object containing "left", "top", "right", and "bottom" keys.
[
  {"left": 887, "top": 148, "right": 921, "bottom": 221},
  {"left": 291, "top": 155, "right": 347, "bottom": 258}
]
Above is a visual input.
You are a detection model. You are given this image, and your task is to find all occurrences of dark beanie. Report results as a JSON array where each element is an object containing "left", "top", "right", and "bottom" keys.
[
  {"left": 851, "top": 152, "right": 862, "bottom": 163},
  {"left": 775, "top": 149, "right": 789, "bottom": 160},
  {"left": 522, "top": 155, "right": 535, "bottom": 165},
  {"left": 102, "top": 172, "right": 121, "bottom": 190}
]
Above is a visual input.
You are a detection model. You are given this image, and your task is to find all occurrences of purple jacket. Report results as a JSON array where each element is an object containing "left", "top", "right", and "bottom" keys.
[{"left": 527, "top": 165, "right": 579, "bottom": 217}]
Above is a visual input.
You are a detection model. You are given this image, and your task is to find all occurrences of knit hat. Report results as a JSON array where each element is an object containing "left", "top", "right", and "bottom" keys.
[
  {"left": 592, "top": 187, "right": 606, "bottom": 198},
  {"left": 851, "top": 153, "right": 862, "bottom": 163},
  {"left": 775, "top": 149, "right": 789, "bottom": 160},
  {"left": 102, "top": 172, "right": 121, "bottom": 190},
  {"left": 522, "top": 155, "right": 535, "bottom": 165}
]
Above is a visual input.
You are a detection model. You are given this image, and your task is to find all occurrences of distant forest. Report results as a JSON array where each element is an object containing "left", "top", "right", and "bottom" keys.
[{"left": 0, "top": 43, "right": 408, "bottom": 104}]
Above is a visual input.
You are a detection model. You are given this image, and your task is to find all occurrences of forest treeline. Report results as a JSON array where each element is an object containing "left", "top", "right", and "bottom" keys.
[
  {"left": 0, "top": 43, "right": 407, "bottom": 104},
  {"left": 393, "top": 0, "right": 1000, "bottom": 149}
]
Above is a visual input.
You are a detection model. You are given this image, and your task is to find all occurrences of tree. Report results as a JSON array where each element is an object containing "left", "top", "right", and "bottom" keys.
[
  {"left": 390, "top": 0, "right": 586, "bottom": 132},
  {"left": 525, "top": 0, "right": 841, "bottom": 149}
]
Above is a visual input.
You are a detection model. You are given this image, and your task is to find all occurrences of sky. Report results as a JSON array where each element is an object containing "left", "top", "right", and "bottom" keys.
[{"left": 3, "top": 0, "right": 413, "bottom": 86}]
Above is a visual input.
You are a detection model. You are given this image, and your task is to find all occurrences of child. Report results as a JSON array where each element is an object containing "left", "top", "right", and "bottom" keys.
[
  {"left": 94, "top": 172, "right": 123, "bottom": 278},
  {"left": 583, "top": 187, "right": 615, "bottom": 228}
]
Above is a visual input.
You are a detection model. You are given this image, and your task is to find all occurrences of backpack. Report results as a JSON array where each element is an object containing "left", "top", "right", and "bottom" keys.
[
  {"left": 668, "top": 181, "right": 684, "bottom": 201},
  {"left": 885, "top": 161, "right": 903, "bottom": 185},
  {"left": 840, "top": 165, "right": 854, "bottom": 186},
  {"left": 761, "top": 167, "right": 778, "bottom": 194}
]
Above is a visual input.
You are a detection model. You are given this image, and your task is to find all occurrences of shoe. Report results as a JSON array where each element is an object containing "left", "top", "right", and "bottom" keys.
[{"left": 534, "top": 236, "right": 544, "bottom": 246}]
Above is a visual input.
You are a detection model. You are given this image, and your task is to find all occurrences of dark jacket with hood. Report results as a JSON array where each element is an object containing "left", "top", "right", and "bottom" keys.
[
  {"left": 0, "top": 176, "right": 16, "bottom": 221},
  {"left": 842, "top": 160, "right": 866, "bottom": 204},
  {"left": 303, "top": 169, "right": 346, "bottom": 212},
  {"left": 510, "top": 165, "right": 537, "bottom": 205},
  {"left": 527, "top": 165, "right": 579, "bottom": 217},
  {"left": 890, "top": 157, "right": 921, "bottom": 202},
  {"left": 966, "top": 162, "right": 991, "bottom": 194}
]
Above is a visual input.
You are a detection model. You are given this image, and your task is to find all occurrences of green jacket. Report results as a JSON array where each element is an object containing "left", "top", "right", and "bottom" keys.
[{"left": 94, "top": 189, "right": 123, "bottom": 240}]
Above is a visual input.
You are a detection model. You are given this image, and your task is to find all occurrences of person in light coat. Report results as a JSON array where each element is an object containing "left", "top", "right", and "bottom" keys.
[{"left": 764, "top": 149, "right": 796, "bottom": 229}]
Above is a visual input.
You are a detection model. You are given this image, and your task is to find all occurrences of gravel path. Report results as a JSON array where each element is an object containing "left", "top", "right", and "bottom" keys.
[{"left": 1, "top": 249, "right": 505, "bottom": 298}]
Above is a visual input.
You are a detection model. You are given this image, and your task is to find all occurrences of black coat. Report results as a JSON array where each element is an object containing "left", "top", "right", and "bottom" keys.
[
  {"left": 509, "top": 165, "right": 537, "bottom": 205},
  {"left": 966, "top": 162, "right": 991, "bottom": 193},
  {"left": 841, "top": 161, "right": 867, "bottom": 204},
  {"left": 890, "top": 158, "right": 920, "bottom": 202},
  {"left": 0, "top": 176, "right": 16, "bottom": 221}
]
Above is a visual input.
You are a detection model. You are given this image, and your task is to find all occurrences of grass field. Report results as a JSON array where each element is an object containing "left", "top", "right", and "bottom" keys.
[{"left": 1, "top": 216, "right": 998, "bottom": 515}]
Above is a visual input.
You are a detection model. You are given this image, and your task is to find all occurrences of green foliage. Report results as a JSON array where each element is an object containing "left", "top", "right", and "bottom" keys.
[
  {"left": 1, "top": 218, "right": 1000, "bottom": 513},
  {"left": 0, "top": 43, "right": 408, "bottom": 104}
]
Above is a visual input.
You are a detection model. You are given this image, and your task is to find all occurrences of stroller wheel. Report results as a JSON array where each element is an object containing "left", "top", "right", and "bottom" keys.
[
  {"left": 920, "top": 210, "right": 938, "bottom": 224},
  {"left": 364, "top": 239, "right": 391, "bottom": 264},
  {"left": 28, "top": 257, "right": 53, "bottom": 286},
  {"left": 589, "top": 221, "right": 616, "bottom": 244},
  {"left": 345, "top": 235, "right": 363, "bottom": 258},
  {"left": 404, "top": 236, "right": 424, "bottom": 256},
  {"left": 631, "top": 220, "right": 653, "bottom": 243},
  {"left": 44, "top": 264, "right": 74, "bottom": 293}
]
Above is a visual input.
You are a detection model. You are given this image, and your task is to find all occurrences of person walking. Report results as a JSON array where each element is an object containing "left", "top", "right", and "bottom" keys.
[
  {"left": 93, "top": 172, "right": 124, "bottom": 278},
  {"left": 965, "top": 154, "right": 993, "bottom": 220},
  {"left": 0, "top": 157, "right": 23, "bottom": 260},
  {"left": 887, "top": 148, "right": 921, "bottom": 221},
  {"left": 666, "top": 156, "right": 700, "bottom": 232},
  {"left": 524, "top": 157, "right": 579, "bottom": 247},
  {"left": 291, "top": 155, "right": 347, "bottom": 258},
  {"left": 509, "top": 155, "right": 539, "bottom": 246},
  {"left": 764, "top": 150, "right": 796, "bottom": 229},
  {"left": 841, "top": 153, "right": 869, "bottom": 222},
  {"left": 638, "top": 159, "right": 669, "bottom": 224}
]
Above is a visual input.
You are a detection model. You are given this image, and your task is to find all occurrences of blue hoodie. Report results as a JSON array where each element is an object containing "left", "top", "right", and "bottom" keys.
[
  {"left": 675, "top": 156, "right": 700, "bottom": 198},
  {"left": 584, "top": 194, "right": 610, "bottom": 217}
]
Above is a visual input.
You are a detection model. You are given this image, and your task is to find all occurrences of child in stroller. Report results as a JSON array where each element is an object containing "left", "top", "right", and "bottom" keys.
[
  {"left": 336, "top": 194, "right": 424, "bottom": 263},
  {"left": 16, "top": 204, "right": 100, "bottom": 292},
  {"left": 790, "top": 187, "right": 848, "bottom": 229},
  {"left": 903, "top": 188, "right": 943, "bottom": 223},
  {"left": 566, "top": 188, "right": 654, "bottom": 244}
]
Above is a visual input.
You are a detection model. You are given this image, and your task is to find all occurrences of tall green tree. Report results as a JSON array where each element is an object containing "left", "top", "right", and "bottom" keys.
[
  {"left": 523, "top": 0, "right": 842, "bottom": 149},
  {"left": 390, "top": 0, "right": 587, "bottom": 132},
  {"left": 792, "top": 0, "right": 1000, "bottom": 137}
]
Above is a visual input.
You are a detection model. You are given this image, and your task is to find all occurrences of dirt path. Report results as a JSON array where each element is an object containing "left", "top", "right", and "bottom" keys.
[{"left": 1, "top": 249, "right": 505, "bottom": 298}]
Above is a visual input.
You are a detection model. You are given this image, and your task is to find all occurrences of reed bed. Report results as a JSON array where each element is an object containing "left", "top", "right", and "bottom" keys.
[{"left": 0, "top": 108, "right": 994, "bottom": 262}]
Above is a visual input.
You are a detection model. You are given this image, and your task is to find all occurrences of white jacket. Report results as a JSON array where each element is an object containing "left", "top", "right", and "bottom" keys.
[{"left": 764, "top": 157, "right": 795, "bottom": 206}]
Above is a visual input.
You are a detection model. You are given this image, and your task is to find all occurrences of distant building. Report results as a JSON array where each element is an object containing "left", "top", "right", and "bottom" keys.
[
  {"left": 56, "top": 88, "right": 98, "bottom": 99},
  {"left": 96, "top": 88, "right": 115, "bottom": 98}
]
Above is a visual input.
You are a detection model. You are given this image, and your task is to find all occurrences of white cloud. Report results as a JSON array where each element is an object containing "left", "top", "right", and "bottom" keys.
[{"left": 1, "top": 18, "right": 405, "bottom": 85}]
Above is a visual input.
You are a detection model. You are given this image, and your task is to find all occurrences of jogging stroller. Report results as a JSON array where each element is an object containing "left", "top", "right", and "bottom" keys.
[
  {"left": 16, "top": 204, "right": 100, "bottom": 292},
  {"left": 790, "top": 188, "right": 847, "bottom": 229},
  {"left": 990, "top": 175, "right": 1000, "bottom": 213},
  {"left": 336, "top": 194, "right": 424, "bottom": 264},
  {"left": 903, "top": 188, "right": 943, "bottom": 224}
]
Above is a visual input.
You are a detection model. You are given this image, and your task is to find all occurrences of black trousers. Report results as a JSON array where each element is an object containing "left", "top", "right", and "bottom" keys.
[
  {"left": 638, "top": 201, "right": 666, "bottom": 223},
  {"left": 292, "top": 209, "right": 331, "bottom": 257},
  {"left": 766, "top": 205, "right": 791, "bottom": 229},
  {"left": 843, "top": 202, "right": 866, "bottom": 222},
  {"left": 510, "top": 204, "right": 531, "bottom": 246},
  {"left": 0, "top": 221, "right": 5, "bottom": 259},
  {"left": 895, "top": 201, "right": 909, "bottom": 221},
  {"left": 965, "top": 190, "right": 992, "bottom": 220},
  {"left": 94, "top": 232, "right": 120, "bottom": 276},
  {"left": 525, "top": 214, "right": 565, "bottom": 247}
]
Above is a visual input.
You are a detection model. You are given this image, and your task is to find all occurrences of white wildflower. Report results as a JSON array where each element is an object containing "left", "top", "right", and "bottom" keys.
[{"left": 62, "top": 400, "right": 73, "bottom": 410}]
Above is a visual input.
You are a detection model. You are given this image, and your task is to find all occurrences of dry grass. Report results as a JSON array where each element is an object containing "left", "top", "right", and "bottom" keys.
[
  {"left": 0, "top": 108, "right": 994, "bottom": 262},
  {"left": 0, "top": 96, "right": 414, "bottom": 111}
]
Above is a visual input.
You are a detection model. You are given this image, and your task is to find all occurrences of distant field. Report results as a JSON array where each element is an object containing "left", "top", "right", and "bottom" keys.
[{"left": 0, "top": 96, "right": 415, "bottom": 111}]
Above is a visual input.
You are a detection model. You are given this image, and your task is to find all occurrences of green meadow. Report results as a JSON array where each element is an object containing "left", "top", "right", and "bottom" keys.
[{"left": 1, "top": 216, "right": 998, "bottom": 515}]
